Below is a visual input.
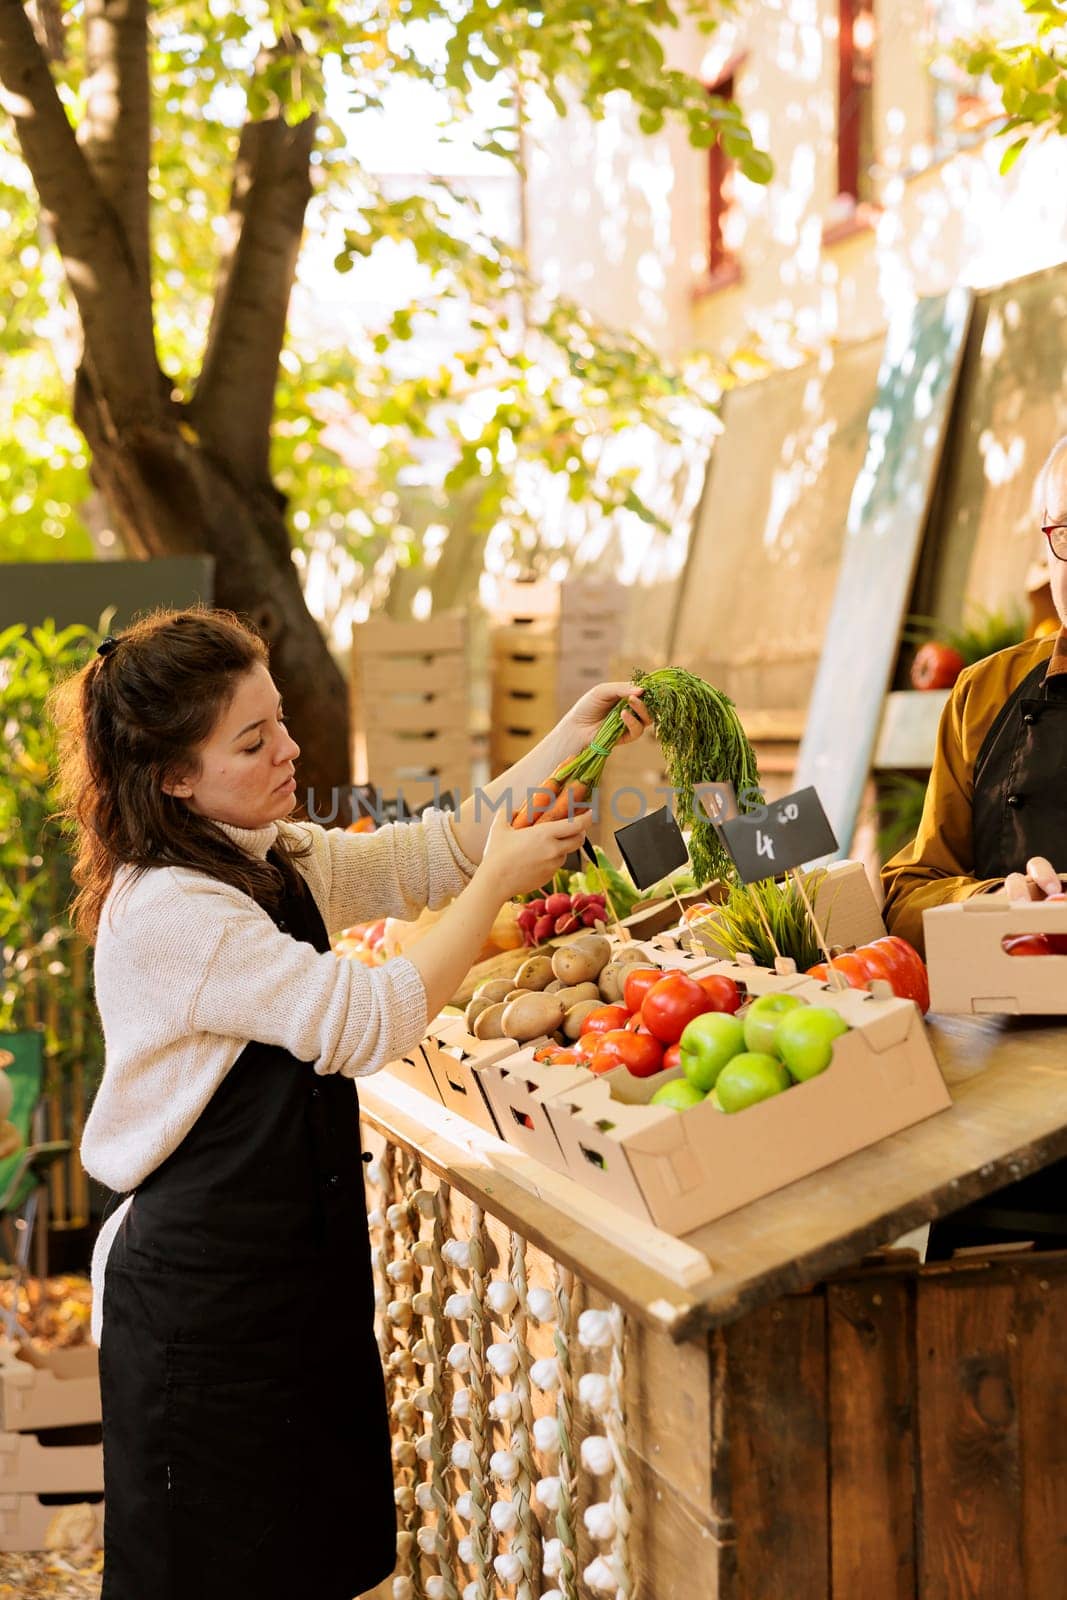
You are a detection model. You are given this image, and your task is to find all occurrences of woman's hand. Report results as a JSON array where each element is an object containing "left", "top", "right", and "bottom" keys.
[
  {"left": 1004, "top": 855, "right": 1064, "bottom": 901},
  {"left": 478, "top": 805, "right": 591, "bottom": 903},
  {"left": 556, "top": 682, "right": 651, "bottom": 759}
]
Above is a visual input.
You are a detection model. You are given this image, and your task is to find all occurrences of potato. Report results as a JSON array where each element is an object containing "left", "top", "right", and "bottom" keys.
[
  {"left": 465, "top": 995, "right": 495, "bottom": 1032},
  {"left": 472, "top": 1003, "right": 507, "bottom": 1040},
  {"left": 562, "top": 999, "right": 603, "bottom": 1039},
  {"left": 505, "top": 989, "right": 527, "bottom": 1002},
  {"left": 551, "top": 944, "right": 603, "bottom": 986},
  {"left": 501, "top": 991, "right": 567, "bottom": 1042},
  {"left": 553, "top": 981, "right": 601, "bottom": 1010},
  {"left": 515, "top": 954, "right": 556, "bottom": 992},
  {"left": 570, "top": 933, "right": 612, "bottom": 970},
  {"left": 597, "top": 962, "right": 625, "bottom": 1003},
  {"left": 544, "top": 978, "right": 565, "bottom": 993},
  {"left": 475, "top": 977, "right": 517, "bottom": 1004},
  {"left": 614, "top": 943, "right": 654, "bottom": 969}
]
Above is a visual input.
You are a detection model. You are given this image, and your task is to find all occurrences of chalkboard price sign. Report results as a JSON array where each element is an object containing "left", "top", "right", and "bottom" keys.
[
  {"left": 718, "top": 786, "right": 838, "bottom": 884},
  {"left": 613, "top": 806, "right": 690, "bottom": 892}
]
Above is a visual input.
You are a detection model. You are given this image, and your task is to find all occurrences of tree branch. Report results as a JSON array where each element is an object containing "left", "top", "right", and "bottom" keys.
[
  {"left": 192, "top": 112, "right": 317, "bottom": 486},
  {"left": 0, "top": 0, "right": 158, "bottom": 424},
  {"left": 81, "top": 0, "right": 151, "bottom": 288}
]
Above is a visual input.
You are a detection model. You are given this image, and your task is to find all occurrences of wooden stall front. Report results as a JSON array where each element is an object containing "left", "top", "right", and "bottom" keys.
[{"left": 358, "top": 1015, "right": 1067, "bottom": 1600}]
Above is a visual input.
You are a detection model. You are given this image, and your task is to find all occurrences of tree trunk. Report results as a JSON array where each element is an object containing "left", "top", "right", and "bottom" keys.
[{"left": 75, "top": 374, "right": 353, "bottom": 822}]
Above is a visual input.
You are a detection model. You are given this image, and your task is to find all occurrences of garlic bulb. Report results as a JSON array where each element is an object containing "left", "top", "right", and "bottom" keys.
[
  {"left": 415, "top": 1482, "right": 435, "bottom": 1512},
  {"left": 442, "top": 1239, "right": 472, "bottom": 1270},
  {"left": 486, "top": 1280, "right": 518, "bottom": 1315},
  {"left": 486, "top": 1342, "right": 518, "bottom": 1378},
  {"left": 451, "top": 1439, "right": 473, "bottom": 1470},
  {"left": 580, "top": 1435, "right": 612, "bottom": 1476},
  {"left": 530, "top": 1357, "right": 560, "bottom": 1391},
  {"left": 534, "top": 1476, "right": 561, "bottom": 1512},
  {"left": 526, "top": 1287, "right": 555, "bottom": 1323},
  {"left": 494, "top": 1553, "right": 524, "bottom": 1585},
  {"left": 447, "top": 1343, "right": 472, "bottom": 1374},
  {"left": 445, "top": 1292, "right": 473, "bottom": 1320},
  {"left": 532, "top": 1415, "right": 560, "bottom": 1455},
  {"left": 488, "top": 1391, "right": 521, "bottom": 1424},
  {"left": 490, "top": 1448, "right": 520, "bottom": 1483},
  {"left": 584, "top": 1502, "right": 616, "bottom": 1542},
  {"left": 578, "top": 1373, "right": 612, "bottom": 1416},
  {"left": 583, "top": 1555, "right": 619, "bottom": 1594},
  {"left": 452, "top": 1387, "right": 471, "bottom": 1420},
  {"left": 542, "top": 1538, "right": 563, "bottom": 1579},
  {"left": 577, "top": 1309, "right": 612, "bottom": 1349},
  {"left": 490, "top": 1499, "right": 518, "bottom": 1534},
  {"left": 455, "top": 1492, "right": 473, "bottom": 1521}
]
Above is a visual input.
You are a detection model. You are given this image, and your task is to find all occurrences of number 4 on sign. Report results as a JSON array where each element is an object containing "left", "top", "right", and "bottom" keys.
[{"left": 756, "top": 832, "right": 775, "bottom": 861}]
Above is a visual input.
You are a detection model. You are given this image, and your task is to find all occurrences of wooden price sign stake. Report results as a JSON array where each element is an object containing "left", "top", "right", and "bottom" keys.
[{"left": 717, "top": 786, "right": 844, "bottom": 981}]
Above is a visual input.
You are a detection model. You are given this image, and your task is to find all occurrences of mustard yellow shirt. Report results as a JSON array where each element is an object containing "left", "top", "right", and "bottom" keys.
[{"left": 881, "top": 636, "right": 1057, "bottom": 954}]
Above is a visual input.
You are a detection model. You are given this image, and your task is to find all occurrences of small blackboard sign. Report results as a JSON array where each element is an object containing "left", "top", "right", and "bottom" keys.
[
  {"left": 718, "top": 786, "right": 838, "bottom": 884},
  {"left": 613, "top": 806, "right": 690, "bottom": 892},
  {"left": 694, "top": 780, "right": 739, "bottom": 825}
]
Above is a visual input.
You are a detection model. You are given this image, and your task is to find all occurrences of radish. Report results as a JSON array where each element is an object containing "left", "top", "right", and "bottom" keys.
[
  {"left": 580, "top": 906, "right": 604, "bottom": 926},
  {"left": 545, "top": 892, "right": 573, "bottom": 918},
  {"left": 533, "top": 914, "right": 555, "bottom": 942},
  {"left": 527, "top": 898, "right": 547, "bottom": 916},
  {"left": 516, "top": 906, "right": 538, "bottom": 931},
  {"left": 554, "top": 912, "right": 580, "bottom": 935}
]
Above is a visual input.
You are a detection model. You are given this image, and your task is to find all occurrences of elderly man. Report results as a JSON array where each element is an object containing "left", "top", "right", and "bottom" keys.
[{"left": 882, "top": 435, "right": 1067, "bottom": 1255}]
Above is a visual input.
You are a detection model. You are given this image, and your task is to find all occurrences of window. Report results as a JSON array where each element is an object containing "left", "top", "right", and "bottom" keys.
[
  {"left": 706, "top": 71, "right": 742, "bottom": 283},
  {"left": 837, "top": 0, "right": 877, "bottom": 206}
]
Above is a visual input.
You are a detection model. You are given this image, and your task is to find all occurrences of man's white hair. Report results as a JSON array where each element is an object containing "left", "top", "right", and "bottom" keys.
[{"left": 1038, "top": 435, "right": 1067, "bottom": 516}]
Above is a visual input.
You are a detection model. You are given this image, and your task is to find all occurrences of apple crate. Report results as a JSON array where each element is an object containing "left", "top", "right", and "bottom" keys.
[
  {"left": 533, "top": 966, "right": 948, "bottom": 1236},
  {"left": 924, "top": 895, "right": 1067, "bottom": 1014},
  {"left": 351, "top": 613, "right": 471, "bottom": 800},
  {"left": 0, "top": 1492, "right": 103, "bottom": 1554},
  {"left": 0, "top": 1345, "right": 100, "bottom": 1433},
  {"left": 0, "top": 1427, "right": 103, "bottom": 1494}
]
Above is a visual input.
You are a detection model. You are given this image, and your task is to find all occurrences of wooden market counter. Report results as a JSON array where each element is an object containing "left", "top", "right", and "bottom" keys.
[{"left": 360, "top": 1014, "right": 1067, "bottom": 1599}]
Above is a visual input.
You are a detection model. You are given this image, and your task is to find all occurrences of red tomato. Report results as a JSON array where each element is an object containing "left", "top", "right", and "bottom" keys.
[
  {"left": 640, "top": 973, "right": 712, "bottom": 1044},
  {"left": 828, "top": 953, "right": 871, "bottom": 990},
  {"left": 624, "top": 1012, "right": 654, "bottom": 1035},
  {"left": 579, "top": 1004, "right": 630, "bottom": 1038},
  {"left": 1003, "top": 933, "right": 1054, "bottom": 957},
  {"left": 696, "top": 975, "right": 742, "bottom": 1013},
  {"left": 870, "top": 936, "right": 930, "bottom": 1012},
  {"left": 806, "top": 962, "right": 831, "bottom": 984},
  {"left": 662, "top": 1043, "right": 681, "bottom": 1072},
  {"left": 681, "top": 901, "right": 716, "bottom": 924},
  {"left": 622, "top": 966, "right": 664, "bottom": 1014},
  {"left": 910, "top": 642, "right": 966, "bottom": 691},
  {"left": 589, "top": 1030, "right": 665, "bottom": 1078}
]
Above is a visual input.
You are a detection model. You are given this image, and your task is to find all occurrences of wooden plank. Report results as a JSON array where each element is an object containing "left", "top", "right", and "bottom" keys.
[
  {"left": 794, "top": 288, "right": 974, "bottom": 854},
  {"left": 722, "top": 1295, "right": 829, "bottom": 1598},
  {"left": 1015, "top": 1260, "right": 1067, "bottom": 1598},
  {"left": 357, "top": 656, "right": 467, "bottom": 699},
  {"left": 828, "top": 1278, "right": 916, "bottom": 1599},
  {"left": 357, "top": 613, "right": 466, "bottom": 655},
  {"left": 916, "top": 1276, "right": 1024, "bottom": 1598}
]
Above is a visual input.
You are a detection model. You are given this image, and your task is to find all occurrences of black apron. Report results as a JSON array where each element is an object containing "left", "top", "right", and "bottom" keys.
[
  {"left": 98, "top": 852, "right": 396, "bottom": 1600},
  {"left": 929, "top": 658, "right": 1067, "bottom": 1254}
]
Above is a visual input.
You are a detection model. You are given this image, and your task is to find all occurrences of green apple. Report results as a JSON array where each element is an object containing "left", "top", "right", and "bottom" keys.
[
  {"left": 742, "top": 992, "right": 806, "bottom": 1056},
  {"left": 650, "top": 1079, "right": 706, "bottom": 1111},
  {"left": 679, "top": 1012, "right": 746, "bottom": 1093},
  {"left": 775, "top": 1006, "right": 849, "bottom": 1082},
  {"left": 716, "top": 1052, "right": 791, "bottom": 1113}
]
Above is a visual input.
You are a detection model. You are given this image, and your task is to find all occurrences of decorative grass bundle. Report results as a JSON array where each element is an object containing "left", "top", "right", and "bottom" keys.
[{"left": 711, "top": 870, "right": 828, "bottom": 971}]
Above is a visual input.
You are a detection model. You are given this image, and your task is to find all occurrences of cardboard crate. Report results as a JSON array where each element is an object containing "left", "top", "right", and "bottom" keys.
[
  {"left": 0, "top": 1345, "right": 100, "bottom": 1433},
  {"left": 0, "top": 1428, "right": 103, "bottom": 1494},
  {"left": 537, "top": 965, "right": 950, "bottom": 1236},
  {"left": 420, "top": 1017, "right": 523, "bottom": 1135},
  {"left": 924, "top": 896, "right": 1067, "bottom": 1014},
  {"left": 0, "top": 1492, "right": 103, "bottom": 1554},
  {"left": 478, "top": 1049, "right": 587, "bottom": 1175},
  {"left": 382, "top": 1039, "right": 446, "bottom": 1104}
]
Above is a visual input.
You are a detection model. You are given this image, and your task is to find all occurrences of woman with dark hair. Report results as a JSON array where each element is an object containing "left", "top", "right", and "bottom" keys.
[{"left": 52, "top": 606, "right": 648, "bottom": 1600}]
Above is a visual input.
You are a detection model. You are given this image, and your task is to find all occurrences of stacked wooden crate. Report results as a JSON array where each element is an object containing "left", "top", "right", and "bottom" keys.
[
  {"left": 488, "top": 576, "right": 625, "bottom": 776},
  {"left": 351, "top": 614, "right": 471, "bottom": 813},
  {"left": 0, "top": 1343, "right": 103, "bottom": 1551}
]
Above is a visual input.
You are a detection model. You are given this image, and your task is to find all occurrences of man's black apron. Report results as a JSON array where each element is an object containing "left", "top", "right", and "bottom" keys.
[
  {"left": 98, "top": 851, "right": 396, "bottom": 1600},
  {"left": 929, "top": 657, "right": 1067, "bottom": 1254}
]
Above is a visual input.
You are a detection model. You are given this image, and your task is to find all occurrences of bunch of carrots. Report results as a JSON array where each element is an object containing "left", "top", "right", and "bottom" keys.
[{"left": 510, "top": 666, "right": 761, "bottom": 888}]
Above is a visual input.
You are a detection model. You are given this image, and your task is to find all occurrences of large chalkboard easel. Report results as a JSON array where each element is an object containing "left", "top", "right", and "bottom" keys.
[{"left": 793, "top": 288, "right": 974, "bottom": 854}]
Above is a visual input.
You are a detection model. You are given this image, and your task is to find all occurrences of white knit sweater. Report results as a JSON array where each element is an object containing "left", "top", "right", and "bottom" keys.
[{"left": 84, "top": 810, "right": 478, "bottom": 1343}]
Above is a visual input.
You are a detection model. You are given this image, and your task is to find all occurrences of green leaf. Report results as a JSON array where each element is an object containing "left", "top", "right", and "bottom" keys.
[{"left": 1000, "top": 135, "right": 1028, "bottom": 173}]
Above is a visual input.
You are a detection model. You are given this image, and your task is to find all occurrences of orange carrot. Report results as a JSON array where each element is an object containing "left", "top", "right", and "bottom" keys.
[
  {"left": 511, "top": 777, "right": 563, "bottom": 829},
  {"left": 538, "top": 780, "right": 592, "bottom": 823}
]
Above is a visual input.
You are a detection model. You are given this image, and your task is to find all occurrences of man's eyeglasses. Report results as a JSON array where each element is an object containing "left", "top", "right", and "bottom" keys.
[{"left": 1042, "top": 520, "right": 1067, "bottom": 561}]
